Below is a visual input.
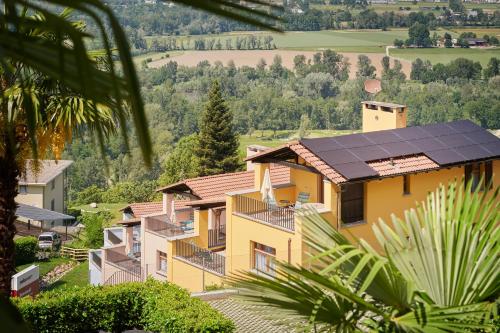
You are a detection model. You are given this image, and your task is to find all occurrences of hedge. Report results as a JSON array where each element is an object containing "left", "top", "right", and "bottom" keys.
[
  {"left": 14, "top": 279, "right": 234, "bottom": 333},
  {"left": 15, "top": 237, "right": 38, "bottom": 265}
]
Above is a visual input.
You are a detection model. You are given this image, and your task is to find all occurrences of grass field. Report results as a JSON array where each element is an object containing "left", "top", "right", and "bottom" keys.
[
  {"left": 145, "top": 29, "right": 410, "bottom": 53},
  {"left": 390, "top": 47, "right": 500, "bottom": 65},
  {"left": 16, "top": 257, "right": 71, "bottom": 277},
  {"left": 70, "top": 202, "right": 127, "bottom": 225},
  {"left": 47, "top": 260, "right": 89, "bottom": 291}
]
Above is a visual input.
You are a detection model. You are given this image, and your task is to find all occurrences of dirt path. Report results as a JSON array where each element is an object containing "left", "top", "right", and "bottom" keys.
[{"left": 149, "top": 50, "right": 411, "bottom": 79}]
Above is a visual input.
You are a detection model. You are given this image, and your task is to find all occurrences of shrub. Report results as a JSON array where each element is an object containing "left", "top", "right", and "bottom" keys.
[
  {"left": 14, "top": 280, "right": 234, "bottom": 333},
  {"left": 73, "top": 185, "right": 105, "bottom": 205},
  {"left": 15, "top": 237, "right": 38, "bottom": 265},
  {"left": 77, "top": 213, "right": 105, "bottom": 249}
]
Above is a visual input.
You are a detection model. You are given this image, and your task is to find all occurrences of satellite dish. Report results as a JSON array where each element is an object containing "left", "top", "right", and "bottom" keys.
[{"left": 364, "top": 79, "right": 382, "bottom": 94}]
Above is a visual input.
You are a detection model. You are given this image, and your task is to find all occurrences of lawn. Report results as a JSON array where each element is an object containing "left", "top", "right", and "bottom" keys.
[
  {"left": 70, "top": 202, "right": 127, "bottom": 225},
  {"left": 46, "top": 260, "right": 89, "bottom": 291},
  {"left": 16, "top": 256, "right": 71, "bottom": 277},
  {"left": 390, "top": 47, "right": 500, "bottom": 66}
]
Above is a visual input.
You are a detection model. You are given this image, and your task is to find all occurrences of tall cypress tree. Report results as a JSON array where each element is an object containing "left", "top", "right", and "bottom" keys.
[{"left": 196, "top": 80, "right": 240, "bottom": 176}]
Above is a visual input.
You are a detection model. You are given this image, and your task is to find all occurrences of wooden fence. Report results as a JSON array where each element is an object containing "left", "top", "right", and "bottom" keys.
[{"left": 60, "top": 246, "right": 88, "bottom": 261}]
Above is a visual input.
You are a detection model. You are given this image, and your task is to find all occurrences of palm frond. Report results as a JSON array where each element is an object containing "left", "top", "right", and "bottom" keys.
[{"left": 374, "top": 181, "right": 500, "bottom": 306}]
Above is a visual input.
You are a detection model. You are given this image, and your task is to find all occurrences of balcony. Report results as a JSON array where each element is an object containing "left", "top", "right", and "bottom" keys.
[
  {"left": 208, "top": 225, "right": 226, "bottom": 248},
  {"left": 233, "top": 195, "right": 295, "bottom": 231},
  {"left": 145, "top": 214, "right": 194, "bottom": 239},
  {"left": 104, "top": 245, "right": 141, "bottom": 273},
  {"left": 175, "top": 240, "right": 225, "bottom": 276}
]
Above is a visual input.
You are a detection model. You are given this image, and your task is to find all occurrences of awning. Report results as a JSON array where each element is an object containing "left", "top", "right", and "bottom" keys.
[{"left": 16, "top": 203, "right": 75, "bottom": 221}]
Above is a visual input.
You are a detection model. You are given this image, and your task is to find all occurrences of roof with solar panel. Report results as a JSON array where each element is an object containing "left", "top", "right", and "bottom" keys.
[{"left": 247, "top": 120, "right": 500, "bottom": 184}]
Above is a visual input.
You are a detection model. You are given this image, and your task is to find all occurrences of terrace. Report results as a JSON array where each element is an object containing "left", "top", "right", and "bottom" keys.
[
  {"left": 103, "top": 245, "right": 141, "bottom": 273},
  {"left": 175, "top": 239, "right": 225, "bottom": 276},
  {"left": 144, "top": 213, "right": 195, "bottom": 239},
  {"left": 233, "top": 195, "right": 295, "bottom": 232}
]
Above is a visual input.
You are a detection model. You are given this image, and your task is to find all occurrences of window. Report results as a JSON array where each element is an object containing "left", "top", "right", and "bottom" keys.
[
  {"left": 465, "top": 162, "right": 492, "bottom": 192},
  {"left": 403, "top": 175, "right": 411, "bottom": 195},
  {"left": 51, "top": 179, "right": 55, "bottom": 190},
  {"left": 157, "top": 251, "right": 167, "bottom": 273},
  {"left": 252, "top": 242, "right": 276, "bottom": 276},
  {"left": 341, "top": 183, "right": 364, "bottom": 224},
  {"left": 50, "top": 199, "right": 55, "bottom": 211},
  {"left": 19, "top": 185, "right": 28, "bottom": 194}
]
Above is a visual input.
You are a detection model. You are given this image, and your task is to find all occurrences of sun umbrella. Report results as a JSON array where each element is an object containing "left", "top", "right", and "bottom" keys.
[{"left": 260, "top": 168, "right": 275, "bottom": 204}]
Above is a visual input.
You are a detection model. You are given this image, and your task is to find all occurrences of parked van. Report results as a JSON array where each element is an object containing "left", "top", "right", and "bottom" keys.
[{"left": 38, "top": 232, "right": 61, "bottom": 250}]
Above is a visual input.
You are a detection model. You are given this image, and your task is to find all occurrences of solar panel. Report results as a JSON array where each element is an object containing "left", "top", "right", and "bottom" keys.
[
  {"left": 321, "top": 149, "right": 360, "bottom": 165},
  {"left": 334, "top": 134, "right": 374, "bottom": 148},
  {"left": 426, "top": 149, "right": 465, "bottom": 165},
  {"left": 482, "top": 142, "right": 500, "bottom": 156},
  {"left": 448, "top": 120, "right": 482, "bottom": 133},
  {"left": 458, "top": 145, "right": 491, "bottom": 161},
  {"left": 421, "top": 123, "right": 457, "bottom": 137},
  {"left": 350, "top": 145, "right": 390, "bottom": 161},
  {"left": 333, "top": 161, "right": 378, "bottom": 179},
  {"left": 412, "top": 138, "right": 447, "bottom": 152},
  {"left": 464, "top": 131, "right": 499, "bottom": 145},
  {"left": 362, "top": 131, "right": 402, "bottom": 144},
  {"left": 380, "top": 141, "right": 421, "bottom": 156},
  {"left": 437, "top": 133, "right": 474, "bottom": 148},
  {"left": 300, "top": 138, "right": 343, "bottom": 153},
  {"left": 392, "top": 126, "right": 430, "bottom": 140}
]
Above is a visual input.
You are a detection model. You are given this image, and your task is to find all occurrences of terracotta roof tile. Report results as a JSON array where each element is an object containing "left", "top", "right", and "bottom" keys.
[
  {"left": 368, "top": 154, "right": 439, "bottom": 176},
  {"left": 159, "top": 164, "right": 290, "bottom": 199},
  {"left": 289, "top": 144, "right": 347, "bottom": 184},
  {"left": 125, "top": 202, "right": 162, "bottom": 217}
]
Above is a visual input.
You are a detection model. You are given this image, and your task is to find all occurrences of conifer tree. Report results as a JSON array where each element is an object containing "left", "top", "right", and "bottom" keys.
[{"left": 196, "top": 81, "right": 240, "bottom": 176}]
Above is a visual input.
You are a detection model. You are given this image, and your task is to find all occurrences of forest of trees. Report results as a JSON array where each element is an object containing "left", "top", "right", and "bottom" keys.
[{"left": 65, "top": 50, "right": 500, "bottom": 204}]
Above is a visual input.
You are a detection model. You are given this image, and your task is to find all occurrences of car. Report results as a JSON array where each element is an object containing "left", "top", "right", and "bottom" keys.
[{"left": 38, "top": 232, "right": 62, "bottom": 250}]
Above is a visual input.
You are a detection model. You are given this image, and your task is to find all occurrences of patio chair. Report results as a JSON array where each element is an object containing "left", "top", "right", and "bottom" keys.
[
  {"left": 180, "top": 220, "right": 194, "bottom": 232},
  {"left": 294, "top": 192, "right": 310, "bottom": 209}
]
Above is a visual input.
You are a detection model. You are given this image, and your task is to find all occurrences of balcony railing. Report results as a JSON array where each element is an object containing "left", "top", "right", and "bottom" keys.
[
  {"left": 104, "top": 267, "right": 143, "bottom": 286},
  {"left": 145, "top": 214, "right": 193, "bottom": 238},
  {"left": 175, "top": 240, "right": 225, "bottom": 276},
  {"left": 234, "top": 195, "right": 295, "bottom": 231},
  {"left": 208, "top": 225, "right": 226, "bottom": 248},
  {"left": 104, "top": 245, "right": 140, "bottom": 271}
]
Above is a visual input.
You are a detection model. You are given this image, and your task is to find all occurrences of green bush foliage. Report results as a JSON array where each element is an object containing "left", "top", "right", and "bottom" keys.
[
  {"left": 14, "top": 280, "right": 234, "bottom": 333},
  {"left": 77, "top": 213, "right": 105, "bottom": 249},
  {"left": 15, "top": 237, "right": 38, "bottom": 265}
]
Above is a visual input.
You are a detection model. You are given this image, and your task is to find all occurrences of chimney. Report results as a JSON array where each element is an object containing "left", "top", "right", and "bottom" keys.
[
  {"left": 362, "top": 101, "right": 407, "bottom": 133},
  {"left": 246, "top": 145, "right": 270, "bottom": 171}
]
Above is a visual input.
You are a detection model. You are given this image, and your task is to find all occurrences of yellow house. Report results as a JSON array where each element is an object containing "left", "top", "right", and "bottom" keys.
[
  {"left": 99, "top": 101, "right": 500, "bottom": 292},
  {"left": 16, "top": 160, "right": 72, "bottom": 228}
]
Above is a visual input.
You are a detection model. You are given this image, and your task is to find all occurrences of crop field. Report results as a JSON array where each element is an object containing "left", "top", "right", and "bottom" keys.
[
  {"left": 390, "top": 47, "right": 500, "bottom": 66},
  {"left": 312, "top": 2, "right": 500, "bottom": 14},
  {"left": 145, "top": 29, "right": 410, "bottom": 53}
]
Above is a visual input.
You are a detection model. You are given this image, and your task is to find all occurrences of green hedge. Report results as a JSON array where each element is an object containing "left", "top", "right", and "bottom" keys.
[
  {"left": 14, "top": 280, "right": 234, "bottom": 333},
  {"left": 15, "top": 237, "right": 38, "bottom": 265}
]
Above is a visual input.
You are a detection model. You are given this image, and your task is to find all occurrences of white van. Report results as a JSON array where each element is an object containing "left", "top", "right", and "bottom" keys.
[{"left": 38, "top": 232, "right": 61, "bottom": 250}]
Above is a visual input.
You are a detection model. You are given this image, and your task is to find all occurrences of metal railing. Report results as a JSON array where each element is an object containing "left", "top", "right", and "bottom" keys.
[
  {"left": 104, "top": 267, "right": 142, "bottom": 286},
  {"left": 208, "top": 225, "right": 226, "bottom": 248},
  {"left": 234, "top": 195, "right": 295, "bottom": 231},
  {"left": 145, "top": 214, "right": 189, "bottom": 238},
  {"left": 175, "top": 240, "right": 225, "bottom": 275}
]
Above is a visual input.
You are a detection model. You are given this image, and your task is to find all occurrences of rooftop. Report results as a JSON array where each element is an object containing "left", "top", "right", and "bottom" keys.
[
  {"left": 157, "top": 164, "right": 290, "bottom": 199},
  {"left": 19, "top": 160, "right": 73, "bottom": 185},
  {"left": 120, "top": 201, "right": 192, "bottom": 218},
  {"left": 249, "top": 120, "right": 500, "bottom": 183}
]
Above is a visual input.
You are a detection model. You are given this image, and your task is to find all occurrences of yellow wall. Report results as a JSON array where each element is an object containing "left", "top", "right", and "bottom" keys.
[
  {"left": 16, "top": 185, "right": 44, "bottom": 209},
  {"left": 169, "top": 257, "right": 224, "bottom": 292},
  {"left": 43, "top": 173, "right": 65, "bottom": 213},
  {"left": 196, "top": 209, "right": 209, "bottom": 248},
  {"left": 290, "top": 168, "right": 322, "bottom": 203},
  {"left": 226, "top": 194, "right": 302, "bottom": 275}
]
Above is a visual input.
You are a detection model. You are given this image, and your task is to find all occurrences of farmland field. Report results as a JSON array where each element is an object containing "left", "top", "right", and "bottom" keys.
[
  {"left": 145, "top": 29, "right": 410, "bottom": 53},
  {"left": 390, "top": 47, "right": 500, "bottom": 66}
]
